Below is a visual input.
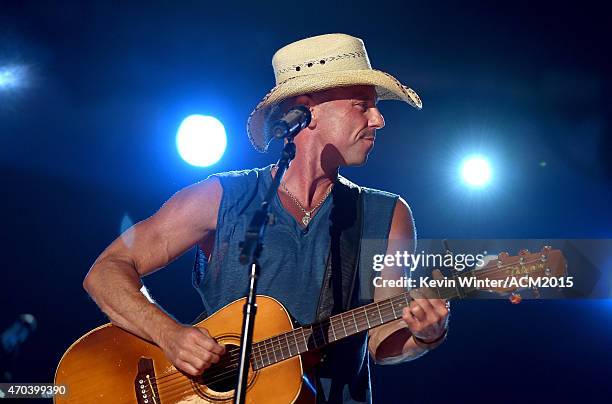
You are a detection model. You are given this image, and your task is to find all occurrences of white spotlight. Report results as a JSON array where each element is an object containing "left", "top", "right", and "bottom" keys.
[
  {"left": 176, "top": 115, "right": 227, "bottom": 167},
  {"left": 461, "top": 155, "right": 492, "bottom": 187},
  {"left": 0, "top": 65, "right": 27, "bottom": 90}
]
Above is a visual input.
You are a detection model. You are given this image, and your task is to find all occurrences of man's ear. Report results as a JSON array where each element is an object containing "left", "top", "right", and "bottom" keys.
[{"left": 295, "top": 94, "right": 316, "bottom": 129}]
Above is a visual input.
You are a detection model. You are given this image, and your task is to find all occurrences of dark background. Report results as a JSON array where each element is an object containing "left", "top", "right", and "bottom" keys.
[{"left": 1, "top": 1, "right": 611, "bottom": 402}]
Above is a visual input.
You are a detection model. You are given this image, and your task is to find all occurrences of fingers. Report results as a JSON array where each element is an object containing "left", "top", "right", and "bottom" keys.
[
  {"left": 410, "top": 290, "right": 442, "bottom": 324},
  {"left": 402, "top": 306, "right": 420, "bottom": 329},
  {"left": 176, "top": 359, "right": 200, "bottom": 377},
  {"left": 403, "top": 287, "right": 450, "bottom": 335},
  {"left": 194, "top": 328, "right": 226, "bottom": 355},
  {"left": 166, "top": 326, "right": 226, "bottom": 377}
]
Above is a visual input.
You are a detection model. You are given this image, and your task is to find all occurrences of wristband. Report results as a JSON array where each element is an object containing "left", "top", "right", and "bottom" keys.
[{"left": 413, "top": 328, "right": 448, "bottom": 350}]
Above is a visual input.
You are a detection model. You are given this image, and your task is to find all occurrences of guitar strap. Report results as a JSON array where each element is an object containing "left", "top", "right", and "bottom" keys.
[{"left": 314, "top": 176, "right": 363, "bottom": 322}]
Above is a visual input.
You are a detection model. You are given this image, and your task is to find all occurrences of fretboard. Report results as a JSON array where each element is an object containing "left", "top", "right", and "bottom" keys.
[{"left": 250, "top": 271, "right": 476, "bottom": 370}]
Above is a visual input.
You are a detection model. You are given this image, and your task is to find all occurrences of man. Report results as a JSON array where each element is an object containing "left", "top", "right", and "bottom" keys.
[{"left": 84, "top": 33, "right": 449, "bottom": 403}]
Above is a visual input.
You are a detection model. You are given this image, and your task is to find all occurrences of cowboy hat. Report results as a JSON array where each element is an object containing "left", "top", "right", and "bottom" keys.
[{"left": 247, "top": 33, "right": 422, "bottom": 152}]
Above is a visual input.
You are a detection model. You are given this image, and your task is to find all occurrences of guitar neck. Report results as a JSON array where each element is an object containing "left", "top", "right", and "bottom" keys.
[{"left": 251, "top": 270, "right": 475, "bottom": 369}]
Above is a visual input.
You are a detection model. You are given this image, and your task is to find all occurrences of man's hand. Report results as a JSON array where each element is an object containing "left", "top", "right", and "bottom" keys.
[
  {"left": 401, "top": 269, "right": 449, "bottom": 343},
  {"left": 159, "top": 324, "right": 226, "bottom": 376}
]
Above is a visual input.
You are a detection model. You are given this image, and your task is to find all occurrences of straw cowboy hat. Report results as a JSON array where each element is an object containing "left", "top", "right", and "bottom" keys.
[{"left": 247, "top": 33, "right": 422, "bottom": 152}]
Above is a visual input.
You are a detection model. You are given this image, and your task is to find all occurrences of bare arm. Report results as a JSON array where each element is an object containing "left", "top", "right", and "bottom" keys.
[
  {"left": 83, "top": 176, "right": 225, "bottom": 375},
  {"left": 368, "top": 198, "right": 449, "bottom": 364}
]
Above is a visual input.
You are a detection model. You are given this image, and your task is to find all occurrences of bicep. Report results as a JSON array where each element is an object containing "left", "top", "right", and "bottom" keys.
[
  {"left": 372, "top": 197, "right": 416, "bottom": 302},
  {"left": 97, "top": 177, "right": 222, "bottom": 277},
  {"left": 368, "top": 197, "right": 416, "bottom": 353}
]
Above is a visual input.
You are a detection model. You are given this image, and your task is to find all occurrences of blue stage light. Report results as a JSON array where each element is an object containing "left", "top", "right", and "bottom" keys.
[
  {"left": 176, "top": 115, "right": 227, "bottom": 167},
  {"left": 461, "top": 155, "right": 492, "bottom": 187},
  {"left": 0, "top": 65, "right": 26, "bottom": 90}
]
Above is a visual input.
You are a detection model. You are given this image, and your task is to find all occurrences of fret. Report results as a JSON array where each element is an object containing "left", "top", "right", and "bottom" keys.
[
  {"left": 255, "top": 344, "right": 263, "bottom": 369},
  {"left": 301, "top": 328, "right": 309, "bottom": 351},
  {"left": 403, "top": 293, "right": 411, "bottom": 309},
  {"left": 368, "top": 306, "right": 380, "bottom": 327},
  {"left": 364, "top": 306, "right": 371, "bottom": 329},
  {"left": 277, "top": 335, "right": 286, "bottom": 360},
  {"left": 380, "top": 300, "right": 393, "bottom": 323},
  {"left": 390, "top": 298, "right": 398, "bottom": 319},
  {"left": 270, "top": 336, "right": 279, "bottom": 362},
  {"left": 352, "top": 309, "right": 359, "bottom": 333},
  {"left": 292, "top": 330, "right": 302, "bottom": 354},
  {"left": 251, "top": 344, "right": 260, "bottom": 369},
  {"left": 340, "top": 314, "right": 348, "bottom": 337},
  {"left": 263, "top": 339, "right": 272, "bottom": 366},
  {"left": 330, "top": 317, "right": 338, "bottom": 341},
  {"left": 284, "top": 332, "right": 292, "bottom": 357},
  {"left": 376, "top": 302, "right": 384, "bottom": 324},
  {"left": 393, "top": 296, "right": 405, "bottom": 319}
]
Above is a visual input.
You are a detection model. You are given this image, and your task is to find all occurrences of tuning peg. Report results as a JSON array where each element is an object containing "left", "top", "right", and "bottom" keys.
[
  {"left": 519, "top": 249, "right": 529, "bottom": 265},
  {"left": 509, "top": 292, "right": 522, "bottom": 304},
  {"left": 540, "top": 246, "right": 551, "bottom": 262},
  {"left": 532, "top": 286, "right": 540, "bottom": 299},
  {"left": 497, "top": 252, "right": 509, "bottom": 268}
]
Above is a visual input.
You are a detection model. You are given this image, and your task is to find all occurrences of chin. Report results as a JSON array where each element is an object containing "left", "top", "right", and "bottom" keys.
[{"left": 345, "top": 153, "right": 370, "bottom": 167}]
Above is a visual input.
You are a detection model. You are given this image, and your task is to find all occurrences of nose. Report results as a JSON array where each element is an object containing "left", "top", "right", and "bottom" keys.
[{"left": 368, "top": 107, "right": 385, "bottom": 129}]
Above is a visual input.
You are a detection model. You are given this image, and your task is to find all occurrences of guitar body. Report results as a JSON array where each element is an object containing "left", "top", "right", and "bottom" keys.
[{"left": 55, "top": 295, "right": 313, "bottom": 403}]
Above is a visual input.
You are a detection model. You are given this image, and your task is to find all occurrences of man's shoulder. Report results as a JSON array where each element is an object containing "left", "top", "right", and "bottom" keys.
[
  {"left": 206, "top": 165, "right": 273, "bottom": 194},
  {"left": 338, "top": 175, "right": 399, "bottom": 202},
  {"left": 208, "top": 165, "right": 270, "bottom": 182},
  {"left": 360, "top": 186, "right": 399, "bottom": 200}
]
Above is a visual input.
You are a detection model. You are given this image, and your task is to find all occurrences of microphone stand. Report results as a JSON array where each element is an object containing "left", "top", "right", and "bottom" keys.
[{"left": 234, "top": 138, "right": 296, "bottom": 404}]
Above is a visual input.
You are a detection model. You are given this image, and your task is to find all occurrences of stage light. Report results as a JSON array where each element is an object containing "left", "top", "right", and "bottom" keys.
[
  {"left": 176, "top": 115, "right": 227, "bottom": 167},
  {"left": 461, "top": 155, "right": 492, "bottom": 187},
  {"left": 0, "top": 65, "right": 26, "bottom": 90}
]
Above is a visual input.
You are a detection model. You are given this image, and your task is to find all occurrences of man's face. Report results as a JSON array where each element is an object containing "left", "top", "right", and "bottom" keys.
[{"left": 310, "top": 85, "right": 385, "bottom": 167}]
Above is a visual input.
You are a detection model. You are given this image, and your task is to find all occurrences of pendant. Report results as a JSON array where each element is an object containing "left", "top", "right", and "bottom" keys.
[{"left": 301, "top": 213, "right": 311, "bottom": 226}]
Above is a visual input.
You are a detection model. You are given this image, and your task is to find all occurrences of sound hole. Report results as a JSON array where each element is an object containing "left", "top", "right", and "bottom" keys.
[{"left": 198, "top": 344, "right": 241, "bottom": 393}]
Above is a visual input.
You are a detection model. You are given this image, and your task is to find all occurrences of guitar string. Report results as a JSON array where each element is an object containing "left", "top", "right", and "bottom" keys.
[
  {"left": 154, "top": 291, "right": 459, "bottom": 401},
  {"left": 148, "top": 296, "right": 409, "bottom": 395},
  {"left": 150, "top": 254, "right": 549, "bottom": 399},
  {"left": 151, "top": 293, "right": 409, "bottom": 385},
  {"left": 155, "top": 254, "right": 550, "bottom": 383},
  {"left": 150, "top": 297, "right": 411, "bottom": 399},
  {"left": 150, "top": 258, "right": 543, "bottom": 402},
  {"left": 150, "top": 291, "right": 411, "bottom": 382},
  {"left": 152, "top": 290, "right": 444, "bottom": 399},
  {"left": 150, "top": 255, "right": 546, "bottom": 395},
  {"left": 145, "top": 256, "right": 553, "bottom": 397}
]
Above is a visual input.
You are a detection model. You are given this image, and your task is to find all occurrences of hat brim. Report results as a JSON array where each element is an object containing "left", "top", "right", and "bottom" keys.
[{"left": 247, "top": 68, "right": 422, "bottom": 152}]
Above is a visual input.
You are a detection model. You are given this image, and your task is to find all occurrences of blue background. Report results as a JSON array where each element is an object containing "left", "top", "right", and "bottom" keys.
[{"left": 1, "top": 1, "right": 611, "bottom": 402}]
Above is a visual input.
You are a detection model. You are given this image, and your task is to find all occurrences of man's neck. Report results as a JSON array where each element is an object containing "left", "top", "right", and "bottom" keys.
[{"left": 274, "top": 153, "right": 338, "bottom": 208}]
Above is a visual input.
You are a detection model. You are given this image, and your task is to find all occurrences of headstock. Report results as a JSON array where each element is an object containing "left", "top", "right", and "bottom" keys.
[{"left": 471, "top": 246, "right": 567, "bottom": 300}]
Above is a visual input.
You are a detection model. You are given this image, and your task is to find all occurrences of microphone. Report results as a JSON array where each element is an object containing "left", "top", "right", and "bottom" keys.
[{"left": 268, "top": 105, "right": 311, "bottom": 140}]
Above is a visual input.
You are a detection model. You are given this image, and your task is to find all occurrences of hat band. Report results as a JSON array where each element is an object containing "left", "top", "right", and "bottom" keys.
[{"left": 274, "top": 50, "right": 371, "bottom": 83}]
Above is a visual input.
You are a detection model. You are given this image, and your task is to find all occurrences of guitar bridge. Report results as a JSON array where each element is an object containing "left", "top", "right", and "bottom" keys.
[{"left": 135, "top": 357, "right": 160, "bottom": 404}]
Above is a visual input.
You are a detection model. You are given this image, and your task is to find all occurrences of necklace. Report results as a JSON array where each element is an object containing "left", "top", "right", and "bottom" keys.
[{"left": 281, "top": 181, "right": 334, "bottom": 226}]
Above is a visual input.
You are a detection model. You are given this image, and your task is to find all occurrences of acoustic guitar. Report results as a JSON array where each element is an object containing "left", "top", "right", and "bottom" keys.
[{"left": 54, "top": 247, "right": 566, "bottom": 403}]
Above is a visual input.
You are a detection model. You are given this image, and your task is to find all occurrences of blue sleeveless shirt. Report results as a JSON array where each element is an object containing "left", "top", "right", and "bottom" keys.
[{"left": 193, "top": 165, "right": 398, "bottom": 403}]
